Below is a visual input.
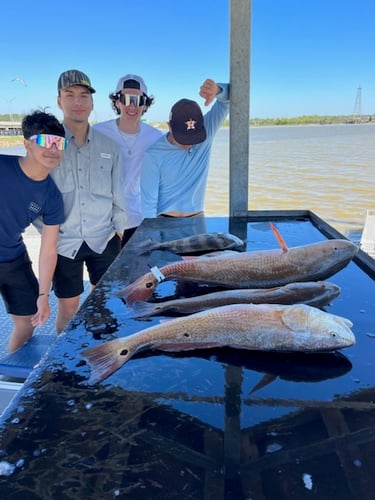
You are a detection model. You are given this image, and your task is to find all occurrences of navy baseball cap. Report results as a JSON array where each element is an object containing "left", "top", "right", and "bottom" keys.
[{"left": 169, "top": 99, "right": 206, "bottom": 145}]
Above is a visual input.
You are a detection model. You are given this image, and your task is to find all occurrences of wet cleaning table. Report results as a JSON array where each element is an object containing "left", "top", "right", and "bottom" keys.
[{"left": 0, "top": 212, "right": 374, "bottom": 499}]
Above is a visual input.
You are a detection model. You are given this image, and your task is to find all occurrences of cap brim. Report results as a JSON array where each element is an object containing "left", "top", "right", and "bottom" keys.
[
  {"left": 172, "top": 128, "right": 206, "bottom": 145},
  {"left": 84, "top": 85, "right": 96, "bottom": 94},
  {"left": 60, "top": 84, "right": 96, "bottom": 94}
]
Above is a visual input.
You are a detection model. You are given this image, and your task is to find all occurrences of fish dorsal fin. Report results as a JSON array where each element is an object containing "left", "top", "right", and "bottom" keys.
[
  {"left": 250, "top": 374, "right": 277, "bottom": 394},
  {"left": 270, "top": 222, "right": 288, "bottom": 253}
]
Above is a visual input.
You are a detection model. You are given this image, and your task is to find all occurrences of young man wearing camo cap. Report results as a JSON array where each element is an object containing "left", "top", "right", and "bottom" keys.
[{"left": 50, "top": 69, "right": 127, "bottom": 333}]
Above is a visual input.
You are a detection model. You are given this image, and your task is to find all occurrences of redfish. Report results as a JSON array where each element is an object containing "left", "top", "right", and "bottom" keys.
[
  {"left": 132, "top": 281, "right": 341, "bottom": 318},
  {"left": 82, "top": 303, "right": 355, "bottom": 384},
  {"left": 119, "top": 239, "right": 358, "bottom": 304}
]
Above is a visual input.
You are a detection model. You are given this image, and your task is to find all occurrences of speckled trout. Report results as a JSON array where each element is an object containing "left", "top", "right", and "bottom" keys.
[
  {"left": 137, "top": 232, "right": 245, "bottom": 255},
  {"left": 119, "top": 239, "right": 358, "bottom": 304},
  {"left": 82, "top": 303, "right": 355, "bottom": 384},
  {"left": 132, "top": 281, "right": 341, "bottom": 318}
]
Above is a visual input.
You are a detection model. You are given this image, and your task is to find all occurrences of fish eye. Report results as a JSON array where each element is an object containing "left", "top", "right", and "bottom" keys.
[
  {"left": 331, "top": 331, "right": 337, "bottom": 337},
  {"left": 146, "top": 282, "right": 154, "bottom": 289}
]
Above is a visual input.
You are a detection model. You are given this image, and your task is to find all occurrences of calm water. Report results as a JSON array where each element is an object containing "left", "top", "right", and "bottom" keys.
[
  {"left": 3, "top": 123, "right": 374, "bottom": 238},
  {"left": 207, "top": 123, "right": 374, "bottom": 238}
]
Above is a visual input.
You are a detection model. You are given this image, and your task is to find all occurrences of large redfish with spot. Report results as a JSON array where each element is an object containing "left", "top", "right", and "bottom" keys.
[
  {"left": 119, "top": 239, "right": 358, "bottom": 304},
  {"left": 82, "top": 303, "right": 356, "bottom": 384}
]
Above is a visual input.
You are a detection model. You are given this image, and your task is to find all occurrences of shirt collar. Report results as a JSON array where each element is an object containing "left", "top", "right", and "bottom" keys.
[{"left": 63, "top": 124, "right": 92, "bottom": 144}]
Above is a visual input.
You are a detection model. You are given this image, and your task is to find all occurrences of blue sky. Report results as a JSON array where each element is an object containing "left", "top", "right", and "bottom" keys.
[{"left": 1, "top": 0, "right": 374, "bottom": 123}]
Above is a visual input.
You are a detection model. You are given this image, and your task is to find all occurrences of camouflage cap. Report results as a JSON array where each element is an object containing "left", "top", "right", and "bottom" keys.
[{"left": 57, "top": 69, "right": 96, "bottom": 93}]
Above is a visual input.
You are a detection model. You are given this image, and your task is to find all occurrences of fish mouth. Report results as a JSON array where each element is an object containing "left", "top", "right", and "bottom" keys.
[
  {"left": 334, "top": 336, "right": 356, "bottom": 350},
  {"left": 327, "top": 324, "right": 356, "bottom": 350},
  {"left": 306, "top": 240, "right": 358, "bottom": 281},
  {"left": 335, "top": 240, "right": 358, "bottom": 258}
]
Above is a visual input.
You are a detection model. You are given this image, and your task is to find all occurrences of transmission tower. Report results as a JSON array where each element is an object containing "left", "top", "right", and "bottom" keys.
[{"left": 352, "top": 86, "right": 362, "bottom": 123}]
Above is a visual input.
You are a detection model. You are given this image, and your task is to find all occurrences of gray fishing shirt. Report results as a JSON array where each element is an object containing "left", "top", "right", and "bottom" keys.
[{"left": 50, "top": 126, "right": 127, "bottom": 259}]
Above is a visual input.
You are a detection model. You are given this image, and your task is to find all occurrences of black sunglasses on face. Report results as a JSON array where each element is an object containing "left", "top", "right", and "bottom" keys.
[{"left": 119, "top": 94, "right": 147, "bottom": 107}]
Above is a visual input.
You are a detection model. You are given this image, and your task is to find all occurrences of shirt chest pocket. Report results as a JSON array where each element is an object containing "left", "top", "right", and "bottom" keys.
[
  {"left": 90, "top": 160, "right": 112, "bottom": 196},
  {"left": 55, "top": 168, "right": 75, "bottom": 193}
]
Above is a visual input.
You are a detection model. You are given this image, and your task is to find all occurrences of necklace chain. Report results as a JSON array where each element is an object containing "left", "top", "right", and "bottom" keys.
[{"left": 118, "top": 124, "right": 140, "bottom": 156}]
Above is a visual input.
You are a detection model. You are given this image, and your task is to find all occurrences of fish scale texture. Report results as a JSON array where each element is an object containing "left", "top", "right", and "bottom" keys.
[{"left": 83, "top": 303, "right": 356, "bottom": 384}]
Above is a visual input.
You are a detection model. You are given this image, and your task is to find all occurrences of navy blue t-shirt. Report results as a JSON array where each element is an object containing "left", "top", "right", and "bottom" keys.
[{"left": 0, "top": 154, "right": 64, "bottom": 262}]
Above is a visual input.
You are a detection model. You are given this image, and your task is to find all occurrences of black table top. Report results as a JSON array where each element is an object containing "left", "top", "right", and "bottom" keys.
[{"left": 0, "top": 214, "right": 374, "bottom": 499}]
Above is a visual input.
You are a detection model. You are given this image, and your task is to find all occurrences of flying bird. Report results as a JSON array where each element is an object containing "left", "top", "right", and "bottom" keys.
[{"left": 11, "top": 77, "right": 27, "bottom": 86}]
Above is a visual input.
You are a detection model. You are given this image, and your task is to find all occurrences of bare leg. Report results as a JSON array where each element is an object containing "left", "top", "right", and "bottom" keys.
[
  {"left": 9, "top": 315, "right": 35, "bottom": 353},
  {"left": 56, "top": 296, "right": 81, "bottom": 334}
]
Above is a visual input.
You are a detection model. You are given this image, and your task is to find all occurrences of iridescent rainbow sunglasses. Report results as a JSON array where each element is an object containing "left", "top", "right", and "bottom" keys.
[{"left": 30, "top": 134, "right": 67, "bottom": 151}]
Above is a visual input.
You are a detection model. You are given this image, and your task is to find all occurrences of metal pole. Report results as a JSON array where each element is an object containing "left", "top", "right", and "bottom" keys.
[{"left": 229, "top": 0, "right": 251, "bottom": 217}]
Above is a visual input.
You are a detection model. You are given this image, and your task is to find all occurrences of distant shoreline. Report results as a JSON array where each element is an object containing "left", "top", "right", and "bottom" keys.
[
  {"left": 1, "top": 114, "right": 373, "bottom": 149},
  {"left": 128, "top": 115, "right": 374, "bottom": 129},
  {"left": 0, "top": 136, "right": 23, "bottom": 147}
]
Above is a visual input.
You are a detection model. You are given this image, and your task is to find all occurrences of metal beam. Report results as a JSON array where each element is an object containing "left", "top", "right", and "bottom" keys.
[{"left": 229, "top": 0, "right": 251, "bottom": 217}]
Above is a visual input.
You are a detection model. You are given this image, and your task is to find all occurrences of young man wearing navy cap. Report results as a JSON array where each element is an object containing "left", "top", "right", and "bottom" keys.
[
  {"left": 50, "top": 69, "right": 127, "bottom": 334},
  {"left": 140, "top": 78, "right": 229, "bottom": 218}
]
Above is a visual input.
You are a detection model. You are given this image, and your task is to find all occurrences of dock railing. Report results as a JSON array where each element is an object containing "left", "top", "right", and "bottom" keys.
[{"left": 360, "top": 209, "right": 375, "bottom": 258}]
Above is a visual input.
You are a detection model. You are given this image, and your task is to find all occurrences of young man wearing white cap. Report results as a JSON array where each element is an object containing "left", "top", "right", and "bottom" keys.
[
  {"left": 51, "top": 69, "right": 127, "bottom": 334},
  {"left": 140, "top": 78, "right": 229, "bottom": 218},
  {"left": 94, "top": 75, "right": 163, "bottom": 246}
]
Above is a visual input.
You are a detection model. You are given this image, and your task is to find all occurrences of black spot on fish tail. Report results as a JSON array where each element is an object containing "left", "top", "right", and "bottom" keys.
[{"left": 82, "top": 340, "right": 130, "bottom": 384}]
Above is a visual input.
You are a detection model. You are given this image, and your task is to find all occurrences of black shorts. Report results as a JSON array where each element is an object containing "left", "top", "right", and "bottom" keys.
[
  {"left": 0, "top": 252, "right": 39, "bottom": 316},
  {"left": 53, "top": 235, "right": 121, "bottom": 298},
  {"left": 121, "top": 226, "right": 138, "bottom": 248}
]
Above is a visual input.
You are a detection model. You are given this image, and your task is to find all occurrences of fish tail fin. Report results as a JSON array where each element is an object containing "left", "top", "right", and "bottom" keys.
[
  {"left": 270, "top": 222, "right": 288, "bottom": 253},
  {"left": 132, "top": 301, "right": 158, "bottom": 318},
  {"left": 250, "top": 374, "right": 277, "bottom": 394},
  {"left": 117, "top": 277, "right": 154, "bottom": 305},
  {"left": 135, "top": 238, "right": 157, "bottom": 255},
  {"left": 117, "top": 283, "right": 140, "bottom": 303},
  {"left": 82, "top": 339, "right": 130, "bottom": 384}
]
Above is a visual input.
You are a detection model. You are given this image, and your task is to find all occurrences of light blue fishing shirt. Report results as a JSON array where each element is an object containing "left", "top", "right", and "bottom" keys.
[
  {"left": 50, "top": 126, "right": 127, "bottom": 259},
  {"left": 141, "top": 84, "right": 230, "bottom": 218}
]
